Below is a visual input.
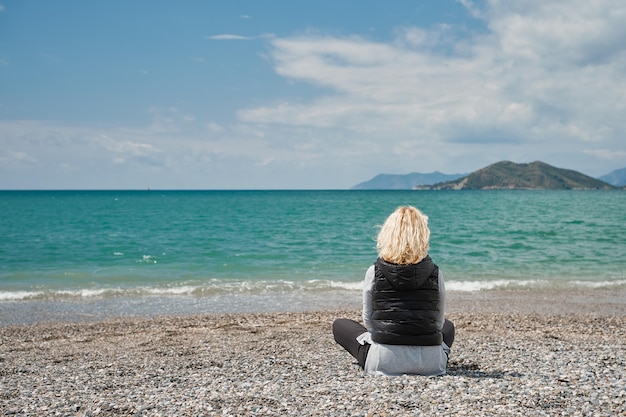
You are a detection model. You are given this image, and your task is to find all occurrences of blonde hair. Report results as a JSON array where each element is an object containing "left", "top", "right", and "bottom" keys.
[{"left": 376, "top": 206, "right": 430, "bottom": 264}]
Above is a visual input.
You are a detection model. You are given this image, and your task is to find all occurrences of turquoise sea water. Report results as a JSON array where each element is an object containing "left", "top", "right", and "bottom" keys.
[{"left": 1, "top": 190, "right": 624, "bottom": 324}]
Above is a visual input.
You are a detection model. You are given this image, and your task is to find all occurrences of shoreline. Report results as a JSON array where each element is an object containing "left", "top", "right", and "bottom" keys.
[
  {"left": 0, "top": 287, "right": 624, "bottom": 327},
  {"left": 1, "top": 289, "right": 624, "bottom": 416}
]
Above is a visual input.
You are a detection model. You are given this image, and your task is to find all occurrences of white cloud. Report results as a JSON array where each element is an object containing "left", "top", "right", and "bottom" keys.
[
  {"left": 0, "top": 150, "right": 38, "bottom": 167},
  {"left": 238, "top": 0, "right": 626, "bottom": 176},
  {"left": 584, "top": 149, "right": 626, "bottom": 160},
  {"left": 102, "top": 139, "right": 161, "bottom": 156},
  {"left": 0, "top": 117, "right": 345, "bottom": 188},
  {"left": 207, "top": 122, "right": 225, "bottom": 132},
  {"left": 207, "top": 34, "right": 254, "bottom": 41},
  {"left": 256, "top": 156, "right": 275, "bottom": 167},
  {"left": 57, "top": 163, "right": 77, "bottom": 172},
  {"left": 2, "top": 1, "right": 625, "bottom": 188},
  {"left": 206, "top": 33, "right": 274, "bottom": 42},
  {"left": 456, "top": 0, "right": 485, "bottom": 20}
]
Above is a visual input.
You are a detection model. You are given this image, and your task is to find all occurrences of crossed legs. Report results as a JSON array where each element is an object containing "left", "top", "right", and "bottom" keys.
[{"left": 332, "top": 318, "right": 455, "bottom": 369}]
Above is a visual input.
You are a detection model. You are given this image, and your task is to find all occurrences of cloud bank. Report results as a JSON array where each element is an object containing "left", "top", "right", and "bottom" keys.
[
  {"left": 241, "top": 0, "right": 625, "bottom": 162},
  {"left": 2, "top": 0, "right": 625, "bottom": 188}
]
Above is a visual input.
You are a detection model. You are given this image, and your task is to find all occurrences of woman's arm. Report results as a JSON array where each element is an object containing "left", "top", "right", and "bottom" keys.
[
  {"left": 362, "top": 265, "right": 375, "bottom": 331},
  {"left": 438, "top": 269, "right": 446, "bottom": 328}
]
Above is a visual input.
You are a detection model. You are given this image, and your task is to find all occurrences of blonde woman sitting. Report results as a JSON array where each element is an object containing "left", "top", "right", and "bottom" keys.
[{"left": 333, "top": 205, "right": 455, "bottom": 376}]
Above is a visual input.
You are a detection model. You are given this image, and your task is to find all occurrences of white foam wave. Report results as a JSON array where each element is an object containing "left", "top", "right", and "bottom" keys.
[
  {"left": 328, "top": 280, "right": 363, "bottom": 291},
  {"left": 144, "top": 285, "right": 199, "bottom": 295},
  {"left": 446, "top": 280, "right": 546, "bottom": 292},
  {"left": 58, "top": 288, "right": 118, "bottom": 297},
  {"left": 446, "top": 278, "right": 626, "bottom": 292},
  {"left": 137, "top": 255, "right": 157, "bottom": 263},
  {"left": 568, "top": 279, "right": 626, "bottom": 289},
  {"left": 1, "top": 278, "right": 624, "bottom": 301},
  {"left": 0, "top": 290, "right": 45, "bottom": 301}
]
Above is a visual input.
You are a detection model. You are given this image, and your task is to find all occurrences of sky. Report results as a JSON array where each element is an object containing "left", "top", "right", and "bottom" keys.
[{"left": 1, "top": 0, "right": 625, "bottom": 189}]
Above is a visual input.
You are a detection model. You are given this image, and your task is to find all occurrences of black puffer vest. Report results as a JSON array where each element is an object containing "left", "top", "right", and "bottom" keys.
[{"left": 370, "top": 256, "right": 442, "bottom": 346}]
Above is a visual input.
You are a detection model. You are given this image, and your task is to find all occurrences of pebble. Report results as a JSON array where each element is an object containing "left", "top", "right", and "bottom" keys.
[{"left": 0, "top": 309, "right": 624, "bottom": 416}]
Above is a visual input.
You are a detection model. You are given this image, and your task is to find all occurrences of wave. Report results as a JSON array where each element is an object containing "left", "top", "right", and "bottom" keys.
[
  {"left": 1, "top": 278, "right": 625, "bottom": 301},
  {"left": 0, "top": 279, "right": 362, "bottom": 301},
  {"left": 446, "top": 279, "right": 626, "bottom": 292}
]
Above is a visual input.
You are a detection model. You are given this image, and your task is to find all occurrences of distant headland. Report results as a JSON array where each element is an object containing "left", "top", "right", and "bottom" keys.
[{"left": 353, "top": 161, "right": 625, "bottom": 190}]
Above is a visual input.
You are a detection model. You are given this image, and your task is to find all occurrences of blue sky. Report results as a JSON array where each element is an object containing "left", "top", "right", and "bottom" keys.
[{"left": 1, "top": 0, "right": 625, "bottom": 189}]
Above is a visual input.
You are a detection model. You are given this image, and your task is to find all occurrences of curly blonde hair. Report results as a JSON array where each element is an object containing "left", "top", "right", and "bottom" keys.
[{"left": 376, "top": 206, "right": 430, "bottom": 264}]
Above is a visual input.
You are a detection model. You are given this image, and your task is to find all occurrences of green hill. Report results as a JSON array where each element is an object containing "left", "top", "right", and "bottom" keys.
[{"left": 431, "top": 161, "right": 616, "bottom": 190}]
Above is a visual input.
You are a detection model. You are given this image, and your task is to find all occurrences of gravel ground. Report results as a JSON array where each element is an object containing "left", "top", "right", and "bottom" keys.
[{"left": 1, "top": 291, "right": 625, "bottom": 416}]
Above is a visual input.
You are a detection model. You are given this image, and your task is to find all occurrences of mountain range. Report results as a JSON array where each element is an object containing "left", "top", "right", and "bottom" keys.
[
  {"left": 353, "top": 161, "right": 625, "bottom": 190},
  {"left": 598, "top": 167, "right": 626, "bottom": 187},
  {"left": 351, "top": 172, "right": 466, "bottom": 190}
]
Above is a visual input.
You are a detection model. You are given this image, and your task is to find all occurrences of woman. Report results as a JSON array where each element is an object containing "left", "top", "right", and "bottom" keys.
[{"left": 333, "top": 205, "right": 455, "bottom": 376}]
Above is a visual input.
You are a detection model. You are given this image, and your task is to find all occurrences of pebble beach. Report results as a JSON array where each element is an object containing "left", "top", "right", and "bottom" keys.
[{"left": 1, "top": 289, "right": 625, "bottom": 416}]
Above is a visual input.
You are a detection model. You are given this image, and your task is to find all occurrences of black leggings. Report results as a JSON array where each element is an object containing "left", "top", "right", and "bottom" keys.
[{"left": 332, "top": 318, "right": 455, "bottom": 369}]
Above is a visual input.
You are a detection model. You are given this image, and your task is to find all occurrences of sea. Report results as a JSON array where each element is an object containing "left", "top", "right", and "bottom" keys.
[{"left": 1, "top": 190, "right": 624, "bottom": 325}]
